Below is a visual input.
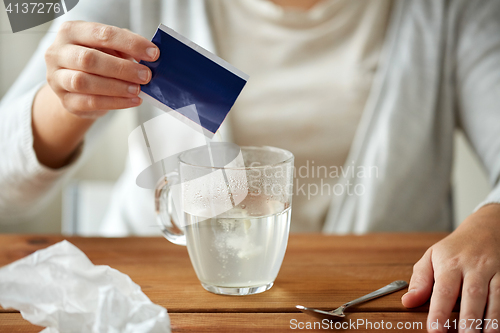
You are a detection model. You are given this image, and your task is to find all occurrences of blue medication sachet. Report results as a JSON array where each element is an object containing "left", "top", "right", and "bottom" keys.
[{"left": 139, "top": 24, "right": 249, "bottom": 138}]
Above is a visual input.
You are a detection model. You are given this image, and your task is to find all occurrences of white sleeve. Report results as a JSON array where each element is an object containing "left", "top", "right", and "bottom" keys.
[
  {"left": 454, "top": 0, "right": 500, "bottom": 210},
  {"left": 0, "top": 0, "right": 131, "bottom": 221}
]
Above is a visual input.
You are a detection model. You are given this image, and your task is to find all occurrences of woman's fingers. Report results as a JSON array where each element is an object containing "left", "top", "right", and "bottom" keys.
[
  {"left": 484, "top": 274, "right": 500, "bottom": 333},
  {"left": 44, "top": 21, "right": 156, "bottom": 117},
  {"left": 459, "top": 273, "right": 490, "bottom": 333},
  {"left": 59, "top": 91, "right": 141, "bottom": 116},
  {"left": 97, "top": 48, "right": 139, "bottom": 62},
  {"left": 56, "top": 45, "right": 151, "bottom": 85},
  {"left": 54, "top": 69, "right": 140, "bottom": 98},
  {"left": 57, "top": 21, "right": 159, "bottom": 62},
  {"left": 402, "top": 249, "right": 434, "bottom": 308},
  {"left": 427, "top": 269, "right": 462, "bottom": 333}
]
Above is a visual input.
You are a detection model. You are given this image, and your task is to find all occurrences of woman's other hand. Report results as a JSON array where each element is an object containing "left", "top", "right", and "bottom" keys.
[
  {"left": 32, "top": 21, "right": 159, "bottom": 168},
  {"left": 45, "top": 21, "right": 159, "bottom": 117},
  {"left": 402, "top": 204, "right": 500, "bottom": 333}
]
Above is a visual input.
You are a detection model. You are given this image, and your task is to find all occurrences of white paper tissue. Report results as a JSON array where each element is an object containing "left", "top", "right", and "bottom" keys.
[{"left": 0, "top": 240, "right": 171, "bottom": 333}]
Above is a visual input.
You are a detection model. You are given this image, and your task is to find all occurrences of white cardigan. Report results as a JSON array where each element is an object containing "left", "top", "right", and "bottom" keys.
[{"left": 1, "top": 0, "right": 499, "bottom": 234}]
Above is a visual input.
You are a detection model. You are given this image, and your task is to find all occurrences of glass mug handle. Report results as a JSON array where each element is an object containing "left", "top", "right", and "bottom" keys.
[{"left": 154, "top": 172, "right": 186, "bottom": 246}]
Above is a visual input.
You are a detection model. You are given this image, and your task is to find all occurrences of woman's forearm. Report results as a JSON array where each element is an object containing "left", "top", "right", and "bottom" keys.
[{"left": 32, "top": 84, "right": 95, "bottom": 169}]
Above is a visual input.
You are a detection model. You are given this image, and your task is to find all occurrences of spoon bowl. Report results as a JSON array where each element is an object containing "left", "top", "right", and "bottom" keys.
[{"left": 295, "top": 305, "right": 345, "bottom": 320}]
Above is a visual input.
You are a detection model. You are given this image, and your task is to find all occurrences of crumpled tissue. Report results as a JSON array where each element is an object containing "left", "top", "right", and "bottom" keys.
[{"left": 0, "top": 240, "right": 171, "bottom": 333}]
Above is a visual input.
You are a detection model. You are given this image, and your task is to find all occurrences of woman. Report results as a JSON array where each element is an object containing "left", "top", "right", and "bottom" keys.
[{"left": 1, "top": 0, "right": 499, "bottom": 331}]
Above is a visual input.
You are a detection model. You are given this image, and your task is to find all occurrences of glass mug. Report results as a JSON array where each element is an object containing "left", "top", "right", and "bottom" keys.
[{"left": 155, "top": 143, "right": 294, "bottom": 295}]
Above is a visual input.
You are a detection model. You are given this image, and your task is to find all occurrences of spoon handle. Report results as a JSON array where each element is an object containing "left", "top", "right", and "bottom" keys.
[{"left": 342, "top": 280, "right": 408, "bottom": 310}]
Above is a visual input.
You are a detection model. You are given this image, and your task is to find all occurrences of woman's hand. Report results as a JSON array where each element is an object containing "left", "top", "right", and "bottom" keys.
[
  {"left": 45, "top": 20, "right": 159, "bottom": 117},
  {"left": 402, "top": 204, "right": 500, "bottom": 333},
  {"left": 32, "top": 21, "right": 159, "bottom": 168}
]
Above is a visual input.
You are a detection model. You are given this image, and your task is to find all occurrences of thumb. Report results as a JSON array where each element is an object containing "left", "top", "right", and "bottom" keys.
[{"left": 402, "top": 248, "right": 434, "bottom": 308}]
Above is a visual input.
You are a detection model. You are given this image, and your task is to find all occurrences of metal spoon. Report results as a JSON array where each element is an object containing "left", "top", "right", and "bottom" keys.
[{"left": 296, "top": 280, "right": 408, "bottom": 320}]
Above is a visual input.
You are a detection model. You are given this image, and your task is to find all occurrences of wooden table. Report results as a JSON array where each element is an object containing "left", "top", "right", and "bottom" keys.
[{"left": 0, "top": 233, "right": 458, "bottom": 332}]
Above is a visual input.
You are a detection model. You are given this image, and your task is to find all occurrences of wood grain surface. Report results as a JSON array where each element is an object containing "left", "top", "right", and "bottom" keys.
[
  {"left": 0, "top": 233, "right": 450, "bottom": 332},
  {"left": 1, "top": 312, "right": 461, "bottom": 332}
]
